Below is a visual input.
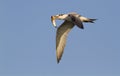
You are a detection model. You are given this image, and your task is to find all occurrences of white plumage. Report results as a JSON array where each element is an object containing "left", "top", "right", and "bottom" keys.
[{"left": 51, "top": 12, "right": 96, "bottom": 63}]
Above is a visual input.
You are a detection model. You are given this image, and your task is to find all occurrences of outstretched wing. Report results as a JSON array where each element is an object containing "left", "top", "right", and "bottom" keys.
[{"left": 56, "top": 21, "right": 74, "bottom": 63}]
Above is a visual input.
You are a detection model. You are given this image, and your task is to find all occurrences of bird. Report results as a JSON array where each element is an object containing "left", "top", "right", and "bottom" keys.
[{"left": 51, "top": 12, "right": 96, "bottom": 63}]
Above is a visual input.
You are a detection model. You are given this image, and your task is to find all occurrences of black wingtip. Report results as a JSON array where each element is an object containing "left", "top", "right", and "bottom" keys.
[
  {"left": 81, "top": 26, "right": 84, "bottom": 29},
  {"left": 57, "top": 59, "right": 60, "bottom": 64},
  {"left": 77, "top": 25, "right": 84, "bottom": 29}
]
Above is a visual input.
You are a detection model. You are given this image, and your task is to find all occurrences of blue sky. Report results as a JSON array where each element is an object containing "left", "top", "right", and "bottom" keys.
[{"left": 0, "top": 0, "right": 120, "bottom": 76}]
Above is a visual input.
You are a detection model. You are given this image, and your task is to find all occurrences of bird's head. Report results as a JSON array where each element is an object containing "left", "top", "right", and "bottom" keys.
[{"left": 51, "top": 14, "right": 68, "bottom": 28}]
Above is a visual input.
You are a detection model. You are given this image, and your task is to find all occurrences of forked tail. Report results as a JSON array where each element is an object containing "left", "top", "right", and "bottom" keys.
[
  {"left": 84, "top": 18, "right": 97, "bottom": 23},
  {"left": 87, "top": 19, "right": 97, "bottom": 23}
]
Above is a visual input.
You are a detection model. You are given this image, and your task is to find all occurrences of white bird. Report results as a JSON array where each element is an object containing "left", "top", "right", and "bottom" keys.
[{"left": 51, "top": 12, "right": 96, "bottom": 63}]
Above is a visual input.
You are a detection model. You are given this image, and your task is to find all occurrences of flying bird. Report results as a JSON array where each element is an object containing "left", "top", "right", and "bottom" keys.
[{"left": 51, "top": 12, "right": 96, "bottom": 63}]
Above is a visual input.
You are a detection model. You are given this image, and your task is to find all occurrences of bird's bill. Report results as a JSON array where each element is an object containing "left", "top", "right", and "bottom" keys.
[{"left": 51, "top": 16, "right": 57, "bottom": 28}]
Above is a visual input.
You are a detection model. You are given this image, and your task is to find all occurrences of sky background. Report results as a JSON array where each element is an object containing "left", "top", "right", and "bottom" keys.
[{"left": 0, "top": 0, "right": 120, "bottom": 76}]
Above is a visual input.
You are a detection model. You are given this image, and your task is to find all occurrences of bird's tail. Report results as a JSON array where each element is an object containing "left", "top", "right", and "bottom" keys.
[
  {"left": 80, "top": 16, "right": 97, "bottom": 23},
  {"left": 86, "top": 19, "right": 97, "bottom": 23}
]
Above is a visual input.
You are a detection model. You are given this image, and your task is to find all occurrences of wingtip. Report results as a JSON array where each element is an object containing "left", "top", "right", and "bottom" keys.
[
  {"left": 57, "top": 61, "right": 60, "bottom": 64},
  {"left": 76, "top": 24, "right": 84, "bottom": 29},
  {"left": 57, "top": 59, "right": 60, "bottom": 64},
  {"left": 81, "top": 26, "right": 84, "bottom": 29},
  {"left": 57, "top": 56, "right": 61, "bottom": 64}
]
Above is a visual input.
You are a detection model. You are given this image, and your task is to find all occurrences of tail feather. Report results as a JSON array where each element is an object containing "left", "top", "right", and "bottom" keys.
[
  {"left": 88, "top": 19, "right": 97, "bottom": 23},
  {"left": 83, "top": 19, "right": 97, "bottom": 23}
]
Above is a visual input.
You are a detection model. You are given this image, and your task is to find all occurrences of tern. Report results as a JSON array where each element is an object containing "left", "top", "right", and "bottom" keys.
[{"left": 51, "top": 12, "right": 96, "bottom": 63}]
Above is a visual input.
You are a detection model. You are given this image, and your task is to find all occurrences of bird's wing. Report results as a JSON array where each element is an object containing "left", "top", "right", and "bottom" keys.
[
  {"left": 56, "top": 21, "right": 74, "bottom": 63},
  {"left": 70, "top": 14, "right": 84, "bottom": 29}
]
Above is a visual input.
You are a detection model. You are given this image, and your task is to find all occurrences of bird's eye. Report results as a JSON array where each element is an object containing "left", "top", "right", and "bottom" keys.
[{"left": 59, "top": 14, "right": 64, "bottom": 16}]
